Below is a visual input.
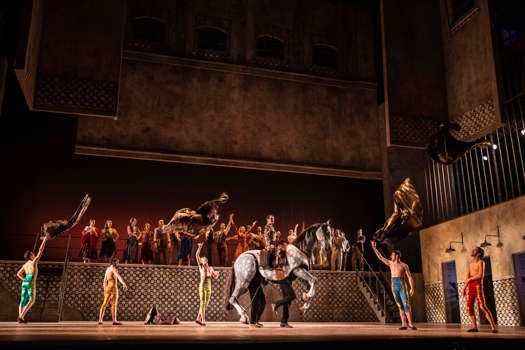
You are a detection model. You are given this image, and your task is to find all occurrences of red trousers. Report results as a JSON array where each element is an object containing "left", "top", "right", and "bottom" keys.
[{"left": 466, "top": 279, "right": 496, "bottom": 325}]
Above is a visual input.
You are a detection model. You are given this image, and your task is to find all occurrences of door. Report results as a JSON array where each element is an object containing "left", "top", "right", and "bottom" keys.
[
  {"left": 512, "top": 253, "right": 525, "bottom": 326},
  {"left": 480, "top": 257, "right": 498, "bottom": 325},
  {"left": 442, "top": 261, "right": 460, "bottom": 323}
]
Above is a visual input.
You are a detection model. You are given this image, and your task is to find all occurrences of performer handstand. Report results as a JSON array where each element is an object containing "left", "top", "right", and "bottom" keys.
[
  {"left": 98, "top": 258, "right": 128, "bottom": 325},
  {"left": 16, "top": 234, "right": 49, "bottom": 323},
  {"left": 195, "top": 243, "right": 219, "bottom": 326},
  {"left": 462, "top": 247, "right": 498, "bottom": 333},
  {"left": 371, "top": 241, "right": 416, "bottom": 330}
]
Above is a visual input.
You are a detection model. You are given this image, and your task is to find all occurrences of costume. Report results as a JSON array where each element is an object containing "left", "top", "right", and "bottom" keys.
[
  {"left": 391, "top": 277, "right": 410, "bottom": 313},
  {"left": 198, "top": 265, "right": 218, "bottom": 317},
  {"left": 141, "top": 230, "right": 154, "bottom": 262},
  {"left": 330, "top": 236, "right": 344, "bottom": 271},
  {"left": 100, "top": 228, "right": 117, "bottom": 259},
  {"left": 176, "top": 233, "right": 193, "bottom": 264},
  {"left": 261, "top": 223, "right": 276, "bottom": 268},
  {"left": 88, "top": 227, "right": 100, "bottom": 260},
  {"left": 273, "top": 279, "right": 296, "bottom": 324},
  {"left": 100, "top": 277, "right": 118, "bottom": 314},
  {"left": 19, "top": 273, "right": 35, "bottom": 308},
  {"left": 214, "top": 225, "right": 231, "bottom": 266},
  {"left": 466, "top": 279, "right": 496, "bottom": 324},
  {"left": 79, "top": 226, "right": 92, "bottom": 259},
  {"left": 232, "top": 229, "right": 252, "bottom": 264},
  {"left": 122, "top": 225, "right": 140, "bottom": 263}
]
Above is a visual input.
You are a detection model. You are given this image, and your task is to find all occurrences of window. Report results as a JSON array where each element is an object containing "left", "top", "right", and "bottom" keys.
[
  {"left": 312, "top": 45, "right": 337, "bottom": 68},
  {"left": 196, "top": 27, "right": 227, "bottom": 51},
  {"left": 256, "top": 36, "right": 284, "bottom": 60},
  {"left": 132, "top": 17, "right": 166, "bottom": 43}
]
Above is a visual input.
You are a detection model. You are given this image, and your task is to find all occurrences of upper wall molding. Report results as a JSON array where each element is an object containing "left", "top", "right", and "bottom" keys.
[{"left": 123, "top": 50, "right": 377, "bottom": 91}]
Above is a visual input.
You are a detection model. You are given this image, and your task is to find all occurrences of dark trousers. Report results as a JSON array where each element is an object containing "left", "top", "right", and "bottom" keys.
[
  {"left": 249, "top": 275, "right": 266, "bottom": 324},
  {"left": 156, "top": 245, "right": 167, "bottom": 265},
  {"left": 217, "top": 243, "right": 228, "bottom": 266},
  {"left": 274, "top": 279, "right": 296, "bottom": 324}
]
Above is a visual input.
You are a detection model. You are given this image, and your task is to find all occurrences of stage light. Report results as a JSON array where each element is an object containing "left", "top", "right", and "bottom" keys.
[
  {"left": 492, "top": 144, "right": 498, "bottom": 150},
  {"left": 446, "top": 232, "right": 464, "bottom": 253},
  {"left": 480, "top": 225, "right": 504, "bottom": 248},
  {"left": 521, "top": 129, "right": 525, "bottom": 136},
  {"left": 482, "top": 155, "right": 488, "bottom": 161},
  {"left": 445, "top": 245, "right": 456, "bottom": 253},
  {"left": 480, "top": 239, "right": 491, "bottom": 248}
]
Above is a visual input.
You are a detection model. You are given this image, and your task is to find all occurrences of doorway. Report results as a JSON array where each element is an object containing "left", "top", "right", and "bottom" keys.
[
  {"left": 480, "top": 257, "right": 498, "bottom": 325},
  {"left": 512, "top": 252, "right": 525, "bottom": 326},
  {"left": 442, "top": 261, "right": 460, "bottom": 323}
]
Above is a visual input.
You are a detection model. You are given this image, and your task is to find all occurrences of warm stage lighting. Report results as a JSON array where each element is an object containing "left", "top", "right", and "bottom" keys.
[
  {"left": 482, "top": 155, "right": 489, "bottom": 161},
  {"left": 492, "top": 144, "right": 498, "bottom": 150},
  {"left": 521, "top": 129, "right": 525, "bottom": 135}
]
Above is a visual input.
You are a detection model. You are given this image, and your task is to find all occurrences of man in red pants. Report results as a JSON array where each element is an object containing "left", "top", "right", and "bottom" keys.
[{"left": 462, "top": 247, "right": 498, "bottom": 333}]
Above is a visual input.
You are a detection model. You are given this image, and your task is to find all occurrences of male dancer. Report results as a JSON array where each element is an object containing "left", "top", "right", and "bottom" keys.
[
  {"left": 371, "top": 241, "right": 416, "bottom": 330},
  {"left": 16, "top": 234, "right": 49, "bottom": 323},
  {"left": 262, "top": 214, "right": 276, "bottom": 268},
  {"left": 154, "top": 219, "right": 168, "bottom": 264},
  {"left": 462, "top": 247, "right": 498, "bottom": 333},
  {"left": 98, "top": 258, "right": 128, "bottom": 325}
]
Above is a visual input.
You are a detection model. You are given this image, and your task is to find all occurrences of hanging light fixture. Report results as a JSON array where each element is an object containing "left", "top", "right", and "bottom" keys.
[
  {"left": 445, "top": 232, "right": 464, "bottom": 253},
  {"left": 480, "top": 225, "right": 503, "bottom": 248}
]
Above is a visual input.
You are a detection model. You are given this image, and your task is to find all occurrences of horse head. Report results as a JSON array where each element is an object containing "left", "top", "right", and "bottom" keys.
[{"left": 316, "top": 219, "right": 333, "bottom": 254}]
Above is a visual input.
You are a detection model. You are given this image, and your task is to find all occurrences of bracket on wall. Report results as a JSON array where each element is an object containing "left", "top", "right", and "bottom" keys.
[
  {"left": 445, "top": 232, "right": 464, "bottom": 253},
  {"left": 480, "top": 224, "right": 503, "bottom": 248}
]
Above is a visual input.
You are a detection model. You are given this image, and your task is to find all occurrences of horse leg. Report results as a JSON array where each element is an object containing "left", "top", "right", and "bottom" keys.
[
  {"left": 229, "top": 281, "right": 250, "bottom": 324},
  {"left": 292, "top": 268, "right": 317, "bottom": 313}
]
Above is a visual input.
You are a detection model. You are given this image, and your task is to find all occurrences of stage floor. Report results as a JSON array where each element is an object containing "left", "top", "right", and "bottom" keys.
[{"left": 1, "top": 322, "right": 524, "bottom": 347}]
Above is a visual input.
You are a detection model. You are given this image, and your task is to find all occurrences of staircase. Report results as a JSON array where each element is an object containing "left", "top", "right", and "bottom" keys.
[{"left": 355, "top": 254, "right": 401, "bottom": 323}]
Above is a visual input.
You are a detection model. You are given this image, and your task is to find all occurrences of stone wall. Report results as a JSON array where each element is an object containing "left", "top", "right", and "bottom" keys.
[{"left": 420, "top": 195, "right": 525, "bottom": 326}]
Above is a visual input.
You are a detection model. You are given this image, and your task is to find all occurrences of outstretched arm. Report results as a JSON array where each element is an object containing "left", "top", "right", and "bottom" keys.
[
  {"left": 371, "top": 241, "right": 390, "bottom": 266},
  {"left": 293, "top": 224, "right": 299, "bottom": 235},
  {"left": 246, "top": 221, "right": 257, "bottom": 234},
  {"left": 34, "top": 235, "right": 49, "bottom": 263},
  {"left": 196, "top": 243, "right": 203, "bottom": 268}
]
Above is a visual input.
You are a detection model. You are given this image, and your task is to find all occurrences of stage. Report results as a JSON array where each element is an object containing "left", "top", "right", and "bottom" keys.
[{"left": 1, "top": 322, "right": 524, "bottom": 348}]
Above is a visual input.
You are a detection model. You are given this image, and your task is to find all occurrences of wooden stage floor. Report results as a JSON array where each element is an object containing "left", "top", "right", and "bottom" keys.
[{"left": 1, "top": 322, "right": 524, "bottom": 348}]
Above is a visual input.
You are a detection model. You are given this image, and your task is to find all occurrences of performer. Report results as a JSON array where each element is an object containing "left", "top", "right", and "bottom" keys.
[
  {"left": 153, "top": 220, "right": 167, "bottom": 264},
  {"left": 176, "top": 231, "right": 193, "bottom": 266},
  {"left": 371, "top": 241, "right": 416, "bottom": 330},
  {"left": 140, "top": 222, "right": 154, "bottom": 264},
  {"left": 462, "top": 247, "right": 498, "bottom": 333},
  {"left": 330, "top": 229, "right": 344, "bottom": 271},
  {"left": 213, "top": 213, "right": 234, "bottom": 266},
  {"left": 341, "top": 231, "right": 350, "bottom": 271},
  {"left": 88, "top": 220, "right": 100, "bottom": 261},
  {"left": 167, "top": 231, "right": 179, "bottom": 265},
  {"left": 195, "top": 243, "right": 219, "bottom": 326},
  {"left": 16, "top": 234, "right": 49, "bottom": 323},
  {"left": 271, "top": 279, "right": 295, "bottom": 328},
  {"left": 229, "top": 221, "right": 256, "bottom": 264},
  {"left": 98, "top": 258, "right": 128, "bottom": 325},
  {"left": 249, "top": 225, "right": 265, "bottom": 249},
  {"left": 79, "top": 219, "right": 98, "bottom": 263},
  {"left": 122, "top": 218, "right": 140, "bottom": 264},
  {"left": 287, "top": 224, "right": 299, "bottom": 244},
  {"left": 261, "top": 214, "right": 276, "bottom": 268},
  {"left": 99, "top": 220, "right": 119, "bottom": 262}
]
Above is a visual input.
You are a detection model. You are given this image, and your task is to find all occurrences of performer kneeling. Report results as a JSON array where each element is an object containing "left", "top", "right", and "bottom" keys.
[
  {"left": 16, "top": 234, "right": 49, "bottom": 323},
  {"left": 371, "top": 241, "right": 416, "bottom": 330},
  {"left": 196, "top": 243, "right": 219, "bottom": 326},
  {"left": 462, "top": 247, "right": 498, "bottom": 333},
  {"left": 98, "top": 258, "right": 128, "bottom": 325}
]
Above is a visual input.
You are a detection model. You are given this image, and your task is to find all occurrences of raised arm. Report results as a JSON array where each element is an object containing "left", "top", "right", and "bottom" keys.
[
  {"left": 196, "top": 243, "right": 203, "bottom": 268},
  {"left": 225, "top": 213, "right": 234, "bottom": 233},
  {"left": 371, "top": 241, "right": 390, "bottom": 266},
  {"left": 293, "top": 224, "right": 299, "bottom": 235},
  {"left": 34, "top": 235, "right": 49, "bottom": 263},
  {"left": 404, "top": 263, "right": 414, "bottom": 296},
  {"left": 246, "top": 221, "right": 257, "bottom": 234}
]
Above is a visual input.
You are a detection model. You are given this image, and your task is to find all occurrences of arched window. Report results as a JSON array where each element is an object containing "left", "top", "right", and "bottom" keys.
[
  {"left": 132, "top": 17, "right": 166, "bottom": 43},
  {"left": 256, "top": 36, "right": 284, "bottom": 60},
  {"left": 196, "top": 27, "right": 227, "bottom": 51},
  {"left": 312, "top": 45, "right": 337, "bottom": 68}
]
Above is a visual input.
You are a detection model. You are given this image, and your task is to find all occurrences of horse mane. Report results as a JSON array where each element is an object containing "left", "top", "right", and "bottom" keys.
[{"left": 292, "top": 222, "right": 324, "bottom": 254}]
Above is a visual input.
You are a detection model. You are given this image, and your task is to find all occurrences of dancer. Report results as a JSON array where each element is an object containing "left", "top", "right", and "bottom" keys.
[
  {"left": 79, "top": 219, "right": 98, "bottom": 263},
  {"left": 249, "top": 225, "right": 265, "bottom": 249},
  {"left": 229, "top": 221, "right": 256, "bottom": 264},
  {"left": 16, "top": 234, "right": 49, "bottom": 323},
  {"left": 176, "top": 231, "right": 193, "bottom": 266},
  {"left": 195, "top": 243, "right": 219, "bottom": 326},
  {"left": 261, "top": 214, "right": 276, "bottom": 268},
  {"left": 153, "top": 219, "right": 168, "bottom": 264},
  {"left": 287, "top": 224, "right": 299, "bottom": 244},
  {"left": 462, "top": 247, "right": 498, "bottom": 333},
  {"left": 98, "top": 258, "right": 128, "bottom": 325},
  {"left": 99, "top": 220, "right": 119, "bottom": 263},
  {"left": 140, "top": 222, "right": 154, "bottom": 264},
  {"left": 213, "top": 213, "right": 234, "bottom": 266},
  {"left": 330, "top": 229, "right": 344, "bottom": 271},
  {"left": 271, "top": 279, "right": 295, "bottom": 328},
  {"left": 371, "top": 241, "right": 416, "bottom": 330},
  {"left": 122, "top": 218, "right": 140, "bottom": 264}
]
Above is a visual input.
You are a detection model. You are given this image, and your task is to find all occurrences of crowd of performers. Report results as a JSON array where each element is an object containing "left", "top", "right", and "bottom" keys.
[{"left": 77, "top": 215, "right": 366, "bottom": 271}]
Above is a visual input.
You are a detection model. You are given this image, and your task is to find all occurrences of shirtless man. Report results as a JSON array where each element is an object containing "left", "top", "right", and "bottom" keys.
[
  {"left": 462, "top": 247, "right": 498, "bottom": 333},
  {"left": 16, "top": 234, "right": 49, "bottom": 323},
  {"left": 371, "top": 241, "right": 416, "bottom": 330},
  {"left": 98, "top": 258, "right": 128, "bottom": 325}
]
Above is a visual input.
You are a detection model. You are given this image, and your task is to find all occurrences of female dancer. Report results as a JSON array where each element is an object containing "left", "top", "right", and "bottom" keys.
[
  {"left": 99, "top": 220, "right": 119, "bottom": 262},
  {"left": 195, "top": 242, "right": 219, "bottom": 326},
  {"left": 140, "top": 222, "right": 154, "bottom": 264},
  {"left": 122, "top": 218, "right": 141, "bottom": 264},
  {"left": 228, "top": 220, "right": 256, "bottom": 264},
  {"left": 79, "top": 219, "right": 98, "bottom": 263}
]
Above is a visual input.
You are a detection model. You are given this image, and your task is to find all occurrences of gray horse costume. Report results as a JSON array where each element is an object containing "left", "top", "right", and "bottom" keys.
[{"left": 225, "top": 221, "right": 333, "bottom": 325}]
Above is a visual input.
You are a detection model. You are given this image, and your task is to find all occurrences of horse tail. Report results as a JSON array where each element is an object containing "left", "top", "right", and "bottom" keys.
[{"left": 224, "top": 266, "right": 236, "bottom": 311}]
